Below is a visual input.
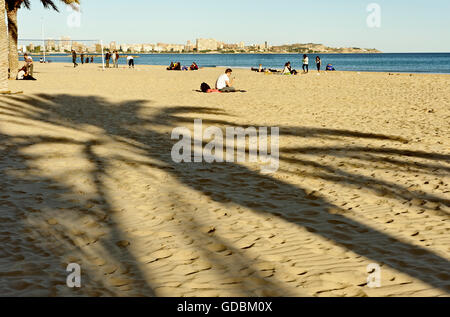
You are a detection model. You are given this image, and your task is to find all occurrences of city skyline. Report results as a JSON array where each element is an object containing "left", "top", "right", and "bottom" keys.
[
  {"left": 17, "top": 0, "right": 450, "bottom": 53},
  {"left": 20, "top": 36, "right": 380, "bottom": 56}
]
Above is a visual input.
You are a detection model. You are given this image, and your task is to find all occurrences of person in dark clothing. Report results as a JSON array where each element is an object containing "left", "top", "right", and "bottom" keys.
[
  {"left": 190, "top": 62, "right": 199, "bottom": 70},
  {"left": 72, "top": 50, "right": 78, "bottom": 68},
  {"left": 80, "top": 53, "right": 84, "bottom": 65},
  {"left": 105, "top": 52, "right": 111, "bottom": 68},
  {"left": 316, "top": 56, "right": 321, "bottom": 72},
  {"left": 127, "top": 55, "right": 135, "bottom": 68},
  {"left": 90, "top": 56, "right": 94, "bottom": 63}
]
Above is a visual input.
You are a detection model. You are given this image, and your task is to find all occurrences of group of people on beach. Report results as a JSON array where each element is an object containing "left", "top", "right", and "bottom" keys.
[
  {"left": 167, "top": 62, "right": 199, "bottom": 71},
  {"left": 105, "top": 51, "right": 120, "bottom": 68},
  {"left": 202, "top": 54, "right": 338, "bottom": 93},
  {"left": 106, "top": 51, "right": 135, "bottom": 68},
  {"left": 71, "top": 50, "right": 96, "bottom": 68},
  {"left": 282, "top": 55, "right": 335, "bottom": 74},
  {"left": 251, "top": 55, "right": 336, "bottom": 76},
  {"left": 69, "top": 50, "right": 136, "bottom": 69},
  {"left": 16, "top": 53, "right": 36, "bottom": 80}
]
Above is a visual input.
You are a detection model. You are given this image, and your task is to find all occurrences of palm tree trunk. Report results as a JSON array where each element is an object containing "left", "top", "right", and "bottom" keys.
[
  {"left": 7, "top": 6, "right": 19, "bottom": 80},
  {"left": 0, "top": 0, "right": 10, "bottom": 93}
]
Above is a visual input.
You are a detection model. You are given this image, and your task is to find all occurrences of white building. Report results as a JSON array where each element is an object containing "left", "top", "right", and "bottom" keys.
[{"left": 196, "top": 38, "right": 218, "bottom": 51}]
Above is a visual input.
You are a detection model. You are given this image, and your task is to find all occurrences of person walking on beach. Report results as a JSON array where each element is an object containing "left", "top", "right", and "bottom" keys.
[
  {"left": 302, "top": 54, "right": 309, "bottom": 73},
  {"left": 315, "top": 56, "right": 321, "bottom": 73},
  {"left": 216, "top": 68, "right": 236, "bottom": 92},
  {"left": 72, "top": 50, "right": 78, "bottom": 68},
  {"left": 23, "top": 53, "right": 33, "bottom": 77},
  {"left": 80, "top": 52, "right": 85, "bottom": 65},
  {"left": 127, "top": 55, "right": 134, "bottom": 68}
]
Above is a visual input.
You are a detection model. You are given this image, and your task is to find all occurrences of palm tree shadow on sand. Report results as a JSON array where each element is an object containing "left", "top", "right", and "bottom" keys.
[{"left": 0, "top": 93, "right": 449, "bottom": 296}]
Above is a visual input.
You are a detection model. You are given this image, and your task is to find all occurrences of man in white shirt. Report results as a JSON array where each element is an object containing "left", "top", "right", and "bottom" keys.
[{"left": 215, "top": 68, "right": 236, "bottom": 92}]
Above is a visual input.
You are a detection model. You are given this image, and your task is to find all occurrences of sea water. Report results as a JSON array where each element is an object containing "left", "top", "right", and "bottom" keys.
[{"left": 32, "top": 53, "right": 450, "bottom": 74}]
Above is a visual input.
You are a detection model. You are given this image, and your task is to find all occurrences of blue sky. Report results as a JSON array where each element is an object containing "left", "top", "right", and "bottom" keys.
[{"left": 17, "top": 0, "right": 450, "bottom": 52}]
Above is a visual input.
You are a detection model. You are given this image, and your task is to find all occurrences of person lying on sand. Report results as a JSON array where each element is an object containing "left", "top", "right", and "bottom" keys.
[
  {"left": 252, "top": 64, "right": 266, "bottom": 72},
  {"left": 216, "top": 68, "right": 236, "bottom": 92}
]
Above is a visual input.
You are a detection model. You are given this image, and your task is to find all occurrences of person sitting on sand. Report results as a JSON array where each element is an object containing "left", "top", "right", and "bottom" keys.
[
  {"left": 23, "top": 53, "right": 33, "bottom": 77},
  {"left": 216, "top": 68, "right": 236, "bottom": 92},
  {"left": 174, "top": 62, "right": 181, "bottom": 71},
  {"left": 190, "top": 62, "right": 199, "bottom": 71},
  {"left": 17, "top": 66, "right": 36, "bottom": 80},
  {"left": 326, "top": 64, "right": 336, "bottom": 71},
  {"left": 282, "top": 62, "right": 297, "bottom": 75},
  {"left": 170, "top": 62, "right": 179, "bottom": 70}
]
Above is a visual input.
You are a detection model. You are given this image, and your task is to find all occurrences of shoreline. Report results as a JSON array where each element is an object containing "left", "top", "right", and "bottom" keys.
[{"left": 20, "top": 61, "right": 450, "bottom": 76}]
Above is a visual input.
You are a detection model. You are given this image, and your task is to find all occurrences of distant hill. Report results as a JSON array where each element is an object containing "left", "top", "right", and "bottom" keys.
[{"left": 270, "top": 43, "right": 381, "bottom": 54}]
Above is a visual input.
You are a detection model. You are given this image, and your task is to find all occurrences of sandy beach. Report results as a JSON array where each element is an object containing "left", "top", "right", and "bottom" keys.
[{"left": 1, "top": 62, "right": 449, "bottom": 297}]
